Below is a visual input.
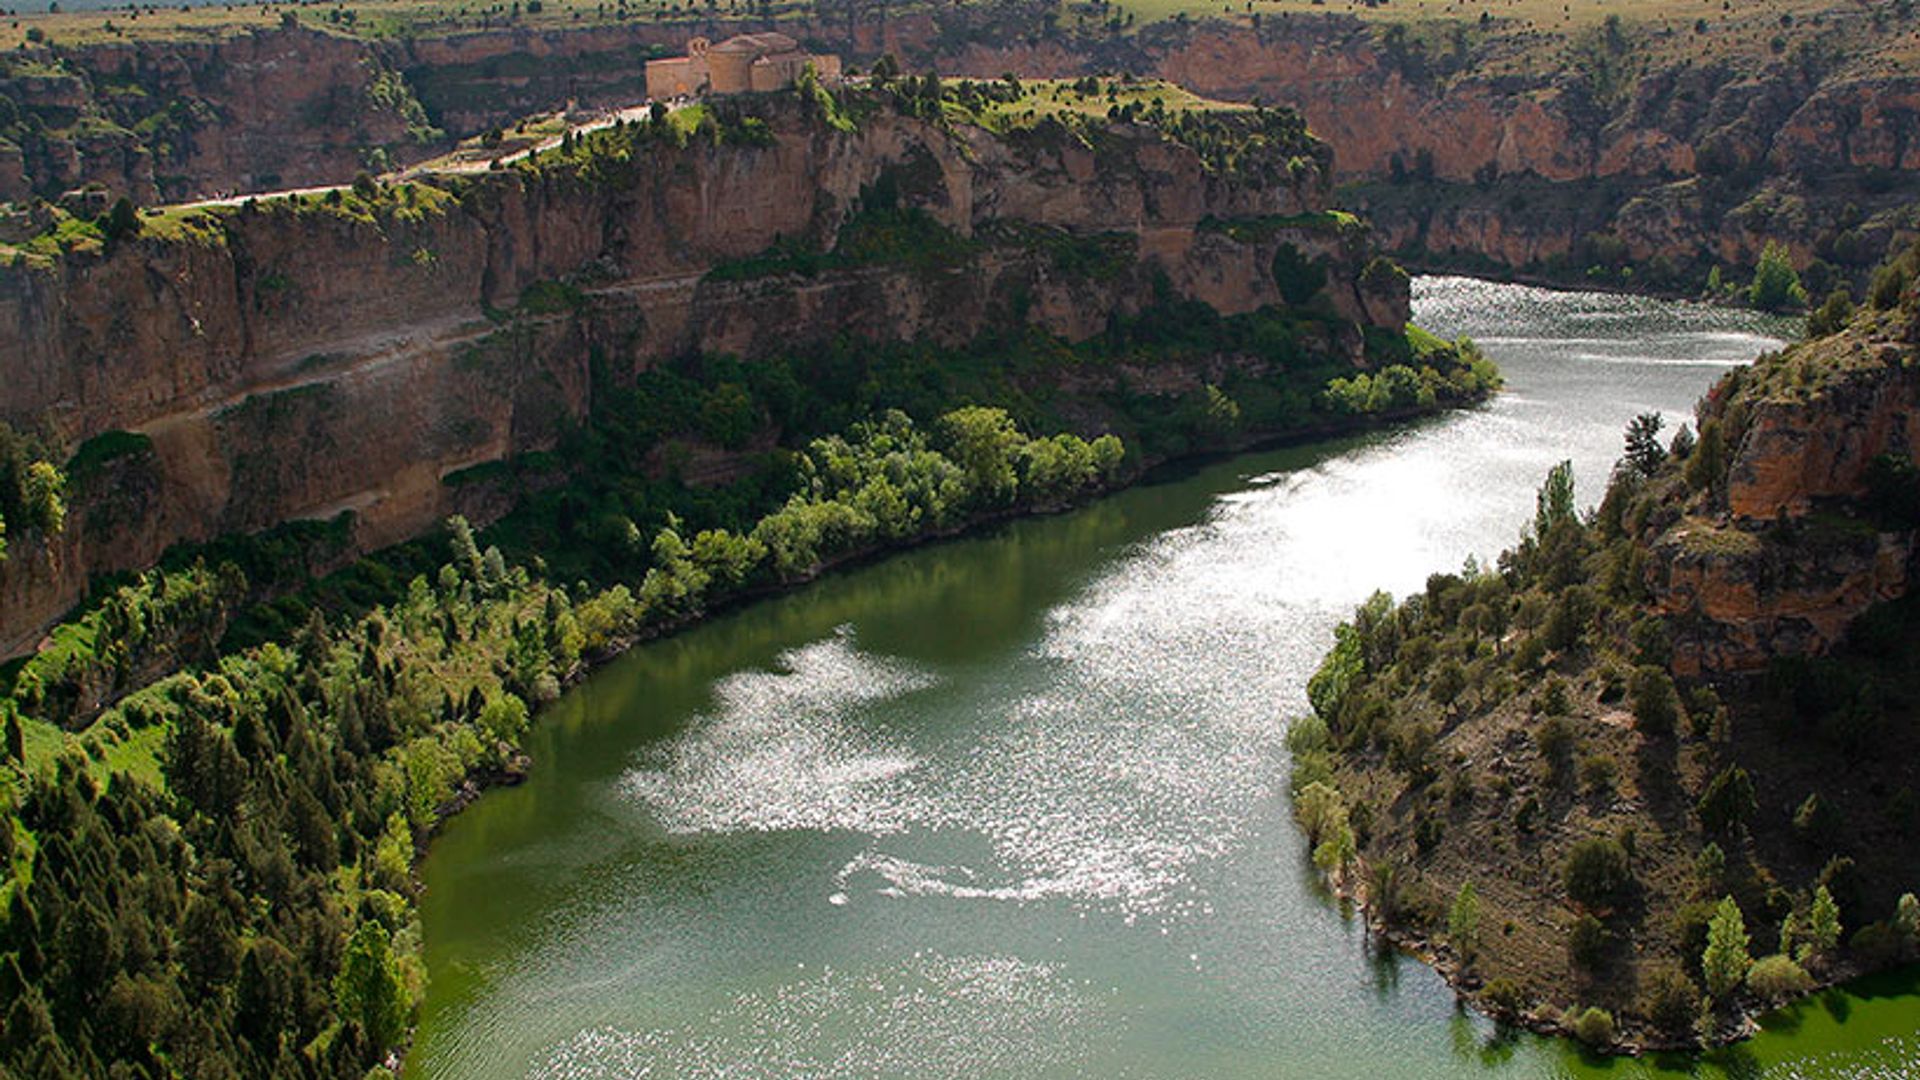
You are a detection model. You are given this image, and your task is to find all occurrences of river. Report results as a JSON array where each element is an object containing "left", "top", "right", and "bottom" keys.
[{"left": 408, "top": 277, "right": 1920, "bottom": 1079}]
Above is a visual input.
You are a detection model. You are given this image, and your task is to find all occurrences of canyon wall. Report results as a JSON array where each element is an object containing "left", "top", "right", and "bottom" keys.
[
  {"left": 0, "top": 98, "right": 1393, "bottom": 654},
  {"left": 1650, "top": 318, "right": 1920, "bottom": 676},
  {"left": 9, "top": 10, "right": 1918, "bottom": 284}
]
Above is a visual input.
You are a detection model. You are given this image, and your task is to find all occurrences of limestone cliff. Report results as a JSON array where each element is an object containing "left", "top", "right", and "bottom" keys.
[
  {"left": 1649, "top": 304, "right": 1920, "bottom": 675},
  {"left": 0, "top": 93, "right": 1400, "bottom": 655},
  {"left": 9, "top": 8, "right": 1919, "bottom": 290}
]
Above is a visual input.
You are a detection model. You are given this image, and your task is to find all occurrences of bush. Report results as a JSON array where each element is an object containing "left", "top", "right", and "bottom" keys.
[
  {"left": 1748, "top": 241, "right": 1807, "bottom": 312},
  {"left": 1849, "top": 922, "right": 1906, "bottom": 969},
  {"left": 1579, "top": 754, "right": 1619, "bottom": 796},
  {"left": 1482, "top": 978, "right": 1527, "bottom": 1015},
  {"left": 1516, "top": 795, "right": 1541, "bottom": 833},
  {"left": 1639, "top": 964, "right": 1701, "bottom": 1035},
  {"left": 1570, "top": 1006, "right": 1616, "bottom": 1048},
  {"left": 1746, "top": 954, "right": 1812, "bottom": 1002},
  {"left": 1697, "top": 765, "right": 1756, "bottom": 836},
  {"left": 1537, "top": 675, "right": 1571, "bottom": 716},
  {"left": 1568, "top": 913, "right": 1611, "bottom": 970},
  {"left": 1535, "top": 715, "right": 1577, "bottom": 767},
  {"left": 1565, "top": 837, "right": 1633, "bottom": 908},
  {"left": 1628, "top": 665, "right": 1680, "bottom": 735}
]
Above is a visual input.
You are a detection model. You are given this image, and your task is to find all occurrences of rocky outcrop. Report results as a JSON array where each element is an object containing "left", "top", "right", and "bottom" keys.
[
  {"left": 0, "top": 97, "right": 1396, "bottom": 654},
  {"left": 0, "top": 28, "right": 424, "bottom": 203},
  {"left": 1650, "top": 322, "right": 1920, "bottom": 675},
  {"left": 848, "top": 10, "right": 1920, "bottom": 282}
]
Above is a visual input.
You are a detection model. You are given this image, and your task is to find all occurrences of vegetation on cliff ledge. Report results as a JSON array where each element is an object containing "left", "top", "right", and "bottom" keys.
[
  {"left": 0, "top": 423, "right": 67, "bottom": 565},
  {"left": 1291, "top": 247, "right": 1920, "bottom": 1053}
]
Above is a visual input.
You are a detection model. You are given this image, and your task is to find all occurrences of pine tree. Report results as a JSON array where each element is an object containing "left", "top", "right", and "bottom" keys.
[
  {"left": 1622, "top": 412, "right": 1666, "bottom": 477},
  {"left": 1448, "top": 881, "right": 1481, "bottom": 960},
  {"left": 1804, "top": 886, "right": 1842, "bottom": 962},
  {"left": 1703, "top": 896, "right": 1752, "bottom": 999},
  {"left": 1534, "top": 460, "right": 1576, "bottom": 539}
]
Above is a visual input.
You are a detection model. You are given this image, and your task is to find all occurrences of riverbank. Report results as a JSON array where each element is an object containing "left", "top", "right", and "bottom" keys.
[{"left": 1291, "top": 276, "right": 1920, "bottom": 1056}]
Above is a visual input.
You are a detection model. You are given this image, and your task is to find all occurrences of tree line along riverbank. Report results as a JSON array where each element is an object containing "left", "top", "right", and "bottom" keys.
[{"left": 1293, "top": 239, "right": 1920, "bottom": 1056}]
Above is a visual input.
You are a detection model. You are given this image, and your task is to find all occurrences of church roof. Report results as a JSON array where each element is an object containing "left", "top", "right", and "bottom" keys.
[{"left": 710, "top": 32, "right": 800, "bottom": 55}]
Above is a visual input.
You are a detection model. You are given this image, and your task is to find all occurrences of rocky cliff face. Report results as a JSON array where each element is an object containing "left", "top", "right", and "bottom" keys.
[
  {"left": 923, "top": 15, "right": 1920, "bottom": 284},
  {"left": 1648, "top": 312, "right": 1920, "bottom": 675},
  {"left": 0, "top": 96, "right": 1395, "bottom": 654},
  {"left": 12, "top": 9, "right": 1920, "bottom": 286},
  {"left": 0, "top": 28, "right": 429, "bottom": 204}
]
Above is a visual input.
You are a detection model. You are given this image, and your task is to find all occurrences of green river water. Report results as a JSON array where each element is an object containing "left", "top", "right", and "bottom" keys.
[{"left": 409, "top": 277, "right": 1920, "bottom": 1079}]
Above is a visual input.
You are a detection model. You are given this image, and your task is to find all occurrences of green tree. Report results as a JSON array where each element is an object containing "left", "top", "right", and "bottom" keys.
[
  {"left": 1534, "top": 460, "right": 1576, "bottom": 540},
  {"left": 102, "top": 196, "right": 141, "bottom": 243},
  {"left": 179, "top": 897, "right": 241, "bottom": 994},
  {"left": 1628, "top": 664, "right": 1680, "bottom": 735},
  {"left": 1271, "top": 243, "right": 1328, "bottom": 305},
  {"left": 1292, "top": 781, "right": 1347, "bottom": 847},
  {"left": 334, "top": 921, "right": 409, "bottom": 1055},
  {"left": 235, "top": 938, "right": 300, "bottom": 1051},
  {"left": 1792, "top": 792, "right": 1838, "bottom": 847},
  {"left": 1568, "top": 913, "right": 1610, "bottom": 970},
  {"left": 939, "top": 406, "right": 1022, "bottom": 507},
  {"left": 1748, "top": 240, "right": 1807, "bottom": 312},
  {"left": 1804, "top": 885, "right": 1842, "bottom": 961},
  {"left": 1564, "top": 836, "right": 1633, "bottom": 908},
  {"left": 21, "top": 461, "right": 64, "bottom": 534},
  {"left": 1896, "top": 893, "right": 1920, "bottom": 952},
  {"left": 1695, "top": 842, "right": 1727, "bottom": 894},
  {"left": 1313, "top": 819, "right": 1356, "bottom": 874},
  {"left": 1686, "top": 418, "right": 1728, "bottom": 498},
  {"left": 1623, "top": 412, "right": 1666, "bottom": 477},
  {"left": 446, "top": 515, "right": 484, "bottom": 581},
  {"left": 1703, "top": 896, "right": 1752, "bottom": 999},
  {"left": 1448, "top": 881, "right": 1481, "bottom": 960},
  {"left": 1639, "top": 964, "right": 1701, "bottom": 1034},
  {"left": 1697, "top": 764, "right": 1756, "bottom": 836}
]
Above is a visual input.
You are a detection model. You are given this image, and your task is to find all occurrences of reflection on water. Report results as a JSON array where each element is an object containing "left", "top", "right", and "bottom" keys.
[{"left": 410, "top": 278, "right": 1917, "bottom": 1080}]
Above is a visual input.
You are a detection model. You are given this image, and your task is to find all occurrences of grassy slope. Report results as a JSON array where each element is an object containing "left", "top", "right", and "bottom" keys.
[{"left": 2, "top": 0, "right": 1899, "bottom": 68}]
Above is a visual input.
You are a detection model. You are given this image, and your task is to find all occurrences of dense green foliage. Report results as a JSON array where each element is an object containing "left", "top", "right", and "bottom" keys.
[
  {"left": 0, "top": 404, "right": 1126, "bottom": 1078},
  {"left": 0, "top": 422, "right": 68, "bottom": 563},
  {"left": 1748, "top": 240, "right": 1809, "bottom": 313},
  {"left": 1321, "top": 331, "right": 1500, "bottom": 416}
]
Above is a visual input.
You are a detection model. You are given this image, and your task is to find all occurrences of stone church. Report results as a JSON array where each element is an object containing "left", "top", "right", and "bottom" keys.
[{"left": 645, "top": 33, "right": 843, "bottom": 99}]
